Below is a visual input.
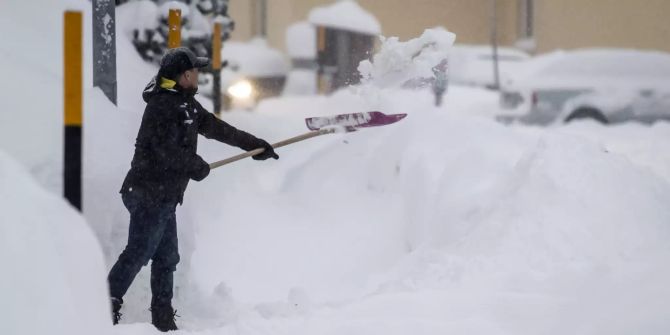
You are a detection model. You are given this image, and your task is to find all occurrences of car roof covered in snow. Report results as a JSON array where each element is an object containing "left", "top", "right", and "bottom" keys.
[
  {"left": 450, "top": 44, "right": 530, "bottom": 61},
  {"left": 508, "top": 48, "right": 670, "bottom": 89},
  {"left": 221, "top": 38, "right": 288, "bottom": 77},
  {"left": 537, "top": 49, "right": 670, "bottom": 77}
]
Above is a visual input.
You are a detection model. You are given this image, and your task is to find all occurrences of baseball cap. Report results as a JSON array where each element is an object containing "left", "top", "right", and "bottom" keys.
[{"left": 159, "top": 47, "right": 210, "bottom": 79}]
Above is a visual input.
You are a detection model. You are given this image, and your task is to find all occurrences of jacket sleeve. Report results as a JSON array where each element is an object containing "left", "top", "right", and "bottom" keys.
[
  {"left": 194, "top": 101, "right": 263, "bottom": 151},
  {"left": 143, "top": 98, "right": 210, "bottom": 181}
]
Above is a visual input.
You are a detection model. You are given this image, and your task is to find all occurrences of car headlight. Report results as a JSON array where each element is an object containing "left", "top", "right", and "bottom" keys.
[{"left": 227, "top": 80, "right": 254, "bottom": 100}]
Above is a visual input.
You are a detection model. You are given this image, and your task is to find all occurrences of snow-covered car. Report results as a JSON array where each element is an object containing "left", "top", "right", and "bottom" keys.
[
  {"left": 448, "top": 45, "right": 529, "bottom": 89},
  {"left": 200, "top": 38, "right": 288, "bottom": 110},
  {"left": 497, "top": 49, "right": 670, "bottom": 125}
]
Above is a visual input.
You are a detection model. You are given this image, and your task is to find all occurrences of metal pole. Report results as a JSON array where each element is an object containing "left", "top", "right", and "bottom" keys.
[
  {"left": 92, "top": 0, "right": 117, "bottom": 105},
  {"left": 212, "top": 22, "right": 222, "bottom": 115},
  {"left": 490, "top": 0, "right": 501, "bottom": 90},
  {"left": 254, "top": 0, "right": 267, "bottom": 37},
  {"left": 260, "top": 0, "right": 267, "bottom": 37},
  {"left": 168, "top": 9, "right": 182, "bottom": 49},
  {"left": 64, "top": 11, "right": 83, "bottom": 211}
]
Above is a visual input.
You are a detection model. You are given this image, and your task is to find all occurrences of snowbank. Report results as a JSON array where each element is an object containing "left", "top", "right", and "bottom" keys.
[
  {"left": 0, "top": 151, "right": 111, "bottom": 335},
  {"left": 187, "top": 90, "right": 670, "bottom": 333},
  {"left": 0, "top": 0, "right": 94, "bottom": 192},
  {"left": 308, "top": 0, "right": 381, "bottom": 35}
]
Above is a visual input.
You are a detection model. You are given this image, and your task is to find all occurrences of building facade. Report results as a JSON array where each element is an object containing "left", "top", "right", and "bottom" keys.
[{"left": 228, "top": 0, "right": 670, "bottom": 55}]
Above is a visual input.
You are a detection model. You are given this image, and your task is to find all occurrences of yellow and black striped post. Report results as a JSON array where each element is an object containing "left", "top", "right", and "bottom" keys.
[
  {"left": 64, "top": 11, "right": 83, "bottom": 211},
  {"left": 167, "top": 8, "right": 182, "bottom": 49},
  {"left": 212, "top": 22, "right": 222, "bottom": 115}
]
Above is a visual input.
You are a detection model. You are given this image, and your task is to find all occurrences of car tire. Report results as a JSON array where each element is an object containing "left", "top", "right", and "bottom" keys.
[{"left": 565, "top": 107, "right": 609, "bottom": 124}]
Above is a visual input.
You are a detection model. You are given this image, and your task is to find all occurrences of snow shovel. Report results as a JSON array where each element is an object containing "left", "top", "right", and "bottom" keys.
[{"left": 209, "top": 111, "right": 407, "bottom": 169}]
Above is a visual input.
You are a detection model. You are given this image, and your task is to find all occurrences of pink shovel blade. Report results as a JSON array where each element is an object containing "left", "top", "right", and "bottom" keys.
[{"left": 305, "top": 111, "right": 407, "bottom": 131}]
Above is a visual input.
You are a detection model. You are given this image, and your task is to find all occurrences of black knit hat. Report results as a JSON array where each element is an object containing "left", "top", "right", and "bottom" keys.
[{"left": 158, "top": 47, "right": 210, "bottom": 79}]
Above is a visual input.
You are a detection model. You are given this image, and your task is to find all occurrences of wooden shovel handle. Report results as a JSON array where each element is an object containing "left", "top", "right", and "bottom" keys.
[{"left": 209, "top": 128, "right": 336, "bottom": 170}]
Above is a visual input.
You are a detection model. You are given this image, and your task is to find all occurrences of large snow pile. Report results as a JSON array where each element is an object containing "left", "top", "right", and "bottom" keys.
[
  {"left": 183, "top": 87, "right": 670, "bottom": 333},
  {"left": 0, "top": 0, "right": 93, "bottom": 191},
  {"left": 308, "top": 0, "right": 381, "bottom": 35},
  {"left": 180, "top": 89, "right": 670, "bottom": 333},
  {"left": 0, "top": 151, "right": 111, "bottom": 335}
]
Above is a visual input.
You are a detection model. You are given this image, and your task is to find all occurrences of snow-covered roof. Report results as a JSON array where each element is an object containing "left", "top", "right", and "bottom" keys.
[
  {"left": 286, "top": 21, "right": 317, "bottom": 59},
  {"left": 308, "top": 0, "right": 381, "bottom": 35},
  {"left": 221, "top": 38, "right": 288, "bottom": 77}
]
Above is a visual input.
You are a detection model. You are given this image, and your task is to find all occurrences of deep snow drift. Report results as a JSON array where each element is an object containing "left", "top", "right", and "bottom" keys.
[
  {"left": 183, "top": 90, "right": 670, "bottom": 334},
  {"left": 0, "top": 150, "right": 112, "bottom": 335},
  {"left": 2, "top": 0, "right": 670, "bottom": 334}
]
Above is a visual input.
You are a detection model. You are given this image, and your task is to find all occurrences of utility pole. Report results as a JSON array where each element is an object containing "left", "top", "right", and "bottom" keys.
[
  {"left": 490, "top": 0, "right": 501, "bottom": 90},
  {"left": 212, "top": 22, "right": 223, "bottom": 115},
  {"left": 92, "top": 0, "right": 117, "bottom": 105},
  {"left": 254, "top": 0, "right": 267, "bottom": 37}
]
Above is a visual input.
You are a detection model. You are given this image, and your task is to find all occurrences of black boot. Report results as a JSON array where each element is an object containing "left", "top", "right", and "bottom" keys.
[
  {"left": 151, "top": 304, "right": 179, "bottom": 332},
  {"left": 111, "top": 297, "right": 123, "bottom": 325}
]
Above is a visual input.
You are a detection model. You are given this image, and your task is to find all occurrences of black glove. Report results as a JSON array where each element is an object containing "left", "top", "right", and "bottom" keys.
[
  {"left": 252, "top": 139, "right": 279, "bottom": 160},
  {"left": 189, "top": 156, "right": 211, "bottom": 181}
]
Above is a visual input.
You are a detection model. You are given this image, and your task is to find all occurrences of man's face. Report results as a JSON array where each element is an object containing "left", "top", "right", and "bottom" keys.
[{"left": 180, "top": 68, "right": 199, "bottom": 89}]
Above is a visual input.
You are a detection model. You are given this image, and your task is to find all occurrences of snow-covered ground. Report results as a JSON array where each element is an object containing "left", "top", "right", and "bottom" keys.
[{"left": 2, "top": 0, "right": 670, "bottom": 334}]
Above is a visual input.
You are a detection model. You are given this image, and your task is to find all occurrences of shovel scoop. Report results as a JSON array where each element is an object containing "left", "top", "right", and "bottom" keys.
[{"left": 209, "top": 111, "right": 407, "bottom": 169}]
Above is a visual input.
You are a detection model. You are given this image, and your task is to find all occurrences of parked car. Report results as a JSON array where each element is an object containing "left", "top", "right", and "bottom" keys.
[
  {"left": 200, "top": 38, "right": 288, "bottom": 110},
  {"left": 497, "top": 49, "right": 670, "bottom": 125},
  {"left": 448, "top": 45, "right": 530, "bottom": 89}
]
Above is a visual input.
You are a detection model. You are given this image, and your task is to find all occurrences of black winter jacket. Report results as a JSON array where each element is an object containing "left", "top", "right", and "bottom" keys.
[{"left": 121, "top": 78, "right": 265, "bottom": 204}]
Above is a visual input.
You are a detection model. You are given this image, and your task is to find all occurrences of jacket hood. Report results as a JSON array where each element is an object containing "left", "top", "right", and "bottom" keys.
[{"left": 142, "top": 76, "right": 161, "bottom": 102}]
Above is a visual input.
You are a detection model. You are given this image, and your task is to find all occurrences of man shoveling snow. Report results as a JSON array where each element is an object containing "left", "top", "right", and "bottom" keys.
[{"left": 106, "top": 47, "right": 278, "bottom": 332}]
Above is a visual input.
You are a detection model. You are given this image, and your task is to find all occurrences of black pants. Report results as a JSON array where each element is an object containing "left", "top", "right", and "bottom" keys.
[{"left": 107, "top": 189, "right": 180, "bottom": 308}]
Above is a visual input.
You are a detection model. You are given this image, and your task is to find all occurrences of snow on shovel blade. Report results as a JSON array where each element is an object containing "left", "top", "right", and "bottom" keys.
[{"left": 305, "top": 111, "right": 407, "bottom": 131}]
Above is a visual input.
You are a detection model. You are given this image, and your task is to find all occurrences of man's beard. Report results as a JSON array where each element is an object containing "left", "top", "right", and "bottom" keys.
[{"left": 182, "top": 86, "right": 198, "bottom": 96}]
